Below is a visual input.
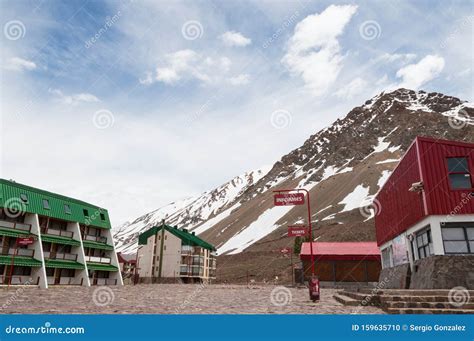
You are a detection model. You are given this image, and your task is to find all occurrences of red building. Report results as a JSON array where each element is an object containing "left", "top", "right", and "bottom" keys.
[
  {"left": 300, "top": 242, "right": 381, "bottom": 283},
  {"left": 374, "top": 137, "right": 474, "bottom": 288}
]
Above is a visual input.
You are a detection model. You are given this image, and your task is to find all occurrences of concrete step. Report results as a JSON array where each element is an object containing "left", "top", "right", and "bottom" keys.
[
  {"left": 333, "top": 294, "right": 361, "bottom": 306},
  {"left": 386, "top": 307, "right": 474, "bottom": 314},
  {"left": 380, "top": 295, "right": 474, "bottom": 303},
  {"left": 341, "top": 291, "right": 380, "bottom": 305},
  {"left": 358, "top": 288, "right": 474, "bottom": 296},
  {"left": 385, "top": 301, "right": 474, "bottom": 309}
]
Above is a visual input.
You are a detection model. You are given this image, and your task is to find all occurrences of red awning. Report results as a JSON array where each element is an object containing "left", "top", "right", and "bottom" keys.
[{"left": 300, "top": 242, "right": 381, "bottom": 261}]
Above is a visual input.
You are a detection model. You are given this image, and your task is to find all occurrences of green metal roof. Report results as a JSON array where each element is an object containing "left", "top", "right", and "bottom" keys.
[
  {"left": 41, "top": 234, "right": 81, "bottom": 247},
  {"left": 138, "top": 223, "right": 216, "bottom": 251},
  {"left": 44, "top": 259, "right": 85, "bottom": 269},
  {"left": 0, "top": 227, "right": 32, "bottom": 238},
  {"left": 0, "top": 179, "right": 111, "bottom": 229},
  {"left": 0, "top": 255, "right": 43, "bottom": 267},
  {"left": 86, "top": 263, "right": 118, "bottom": 271},
  {"left": 82, "top": 240, "right": 114, "bottom": 251}
]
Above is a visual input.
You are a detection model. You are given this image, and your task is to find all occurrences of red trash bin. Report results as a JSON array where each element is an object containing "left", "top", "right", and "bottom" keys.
[{"left": 309, "top": 276, "right": 320, "bottom": 302}]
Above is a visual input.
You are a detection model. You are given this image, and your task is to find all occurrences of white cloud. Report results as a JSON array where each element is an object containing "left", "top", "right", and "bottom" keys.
[
  {"left": 282, "top": 5, "right": 358, "bottom": 97},
  {"left": 335, "top": 77, "right": 367, "bottom": 99},
  {"left": 220, "top": 31, "right": 251, "bottom": 47},
  {"left": 143, "top": 49, "right": 233, "bottom": 85},
  {"left": 228, "top": 74, "right": 250, "bottom": 85},
  {"left": 49, "top": 88, "right": 100, "bottom": 105},
  {"left": 396, "top": 55, "right": 445, "bottom": 89},
  {"left": 378, "top": 53, "right": 417, "bottom": 63},
  {"left": 4, "top": 57, "right": 37, "bottom": 72}
]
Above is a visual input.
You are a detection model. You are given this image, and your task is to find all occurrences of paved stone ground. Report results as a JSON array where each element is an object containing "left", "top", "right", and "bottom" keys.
[{"left": 0, "top": 284, "right": 385, "bottom": 314}]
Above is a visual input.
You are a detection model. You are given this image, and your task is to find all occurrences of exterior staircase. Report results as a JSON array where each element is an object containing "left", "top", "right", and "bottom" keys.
[{"left": 333, "top": 288, "right": 474, "bottom": 314}]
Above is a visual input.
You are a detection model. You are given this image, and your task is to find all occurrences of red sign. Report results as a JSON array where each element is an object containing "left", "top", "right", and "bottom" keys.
[
  {"left": 17, "top": 237, "right": 34, "bottom": 246},
  {"left": 280, "top": 247, "right": 292, "bottom": 254},
  {"left": 274, "top": 193, "right": 305, "bottom": 206},
  {"left": 287, "top": 226, "right": 308, "bottom": 237}
]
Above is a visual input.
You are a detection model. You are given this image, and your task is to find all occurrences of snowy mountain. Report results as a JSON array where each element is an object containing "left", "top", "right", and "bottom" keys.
[
  {"left": 114, "top": 167, "right": 271, "bottom": 254},
  {"left": 114, "top": 89, "right": 473, "bottom": 262}
]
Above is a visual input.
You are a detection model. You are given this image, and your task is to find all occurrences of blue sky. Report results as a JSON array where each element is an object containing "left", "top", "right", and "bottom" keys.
[{"left": 1, "top": 0, "right": 472, "bottom": 224}]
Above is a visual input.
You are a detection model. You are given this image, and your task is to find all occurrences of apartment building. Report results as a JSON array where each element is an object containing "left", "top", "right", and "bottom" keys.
[
  {"left": 0, "top": 179, "right": 123, "bottom": 288},
  {"left": 137, "top": 222, "right": 217, "bottom": 283}
]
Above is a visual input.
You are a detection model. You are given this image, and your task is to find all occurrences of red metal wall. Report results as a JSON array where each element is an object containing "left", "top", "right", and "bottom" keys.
[
  {"left": 375, "top": 141, "right": 425, "bottom": 246},
  {"left": 375, "top": 137, "right": 474, "bottom": 246},
  {"left": 418, "top": 137, "right": 474, "bottom": 215}
]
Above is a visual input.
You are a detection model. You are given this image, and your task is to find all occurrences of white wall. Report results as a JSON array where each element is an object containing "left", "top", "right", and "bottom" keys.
[
  {"left": 379, "top": 214, "right": 474, "bottom": 270},
  {"left": 70, "top": 222, "right": 90, "bottom": 286}
]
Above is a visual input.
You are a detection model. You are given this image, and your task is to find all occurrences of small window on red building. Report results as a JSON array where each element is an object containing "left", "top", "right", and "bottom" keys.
[{"left": 447, "top": 157, "right": 472, "bottom": 189}]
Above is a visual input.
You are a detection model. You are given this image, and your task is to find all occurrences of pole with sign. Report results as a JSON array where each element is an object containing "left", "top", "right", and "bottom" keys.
[{"left": 273, "top": 189, "right": 318, "bottom": 300}]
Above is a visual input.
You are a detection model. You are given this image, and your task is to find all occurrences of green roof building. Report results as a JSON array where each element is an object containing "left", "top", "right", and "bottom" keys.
[
  {"left": 137, "top": 222, "right": 217, "bottom": 283},
  {"left": 0, "top": 179, "right": 122, "bottom": 288}
]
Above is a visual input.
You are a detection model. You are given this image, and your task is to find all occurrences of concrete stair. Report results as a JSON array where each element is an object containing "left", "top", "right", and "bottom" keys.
[{"left": 333, "top": 289, "right": 474, "bottom": 314}]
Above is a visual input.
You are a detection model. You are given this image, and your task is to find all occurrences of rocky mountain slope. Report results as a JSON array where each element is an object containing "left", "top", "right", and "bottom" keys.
[{"left": 114, "top": 89, "right": 473, "bottom": 266}]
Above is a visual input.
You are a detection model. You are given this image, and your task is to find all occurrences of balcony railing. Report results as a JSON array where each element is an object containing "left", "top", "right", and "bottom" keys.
[
  {"left": 85, "top": 255, "right": 111, "bottom": 264},
  {"left": 1, "top": 275, "right": 39, "bottom": 285},
  {"left": 83, "top": 235, "right": 107, "bottom": 244},
  {"left": 92, "top": 278, "right": 117, "bottom": 286},
  {"left": 1, "top": 248, "right": 35, "bottom": 257},
  {"left": 0, "top": 220, "right": 32, "bottom": 233},
  {"left": 41, "top": 227, "right": 73, "bottom": 238},
  {"left": 44, "top": 251, "right": 78, "bottom": 262},
  {"left": 47, "top": 277, "right": 83, "bottom": 285}
]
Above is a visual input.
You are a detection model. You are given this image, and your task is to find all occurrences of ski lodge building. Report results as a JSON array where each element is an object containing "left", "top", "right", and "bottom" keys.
[
  {"left": 137, "top": 222, "right": 217, "bottom": 283},
  {"left": 375, "top": 137, "right": 474, "bottom": 289},
  {"left": 0, "top": 179, "right": 123, "bottom": 288},
  {"left": 300, "top": 242, "right": 381, "bottom": 283}
]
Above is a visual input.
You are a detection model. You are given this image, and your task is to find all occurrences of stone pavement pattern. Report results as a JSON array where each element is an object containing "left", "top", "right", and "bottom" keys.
[{"left": 0, "top": 284, "right": 385, "bottom": 314}]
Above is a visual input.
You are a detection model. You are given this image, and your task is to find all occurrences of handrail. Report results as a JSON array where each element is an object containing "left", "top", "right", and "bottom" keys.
[
  {"left": 0, "top": 220, "right": 32, "bottom": 233},
  {"left": 85, "top": 255, "right": 111, "bottom": 264},
  {"left": 83, "top": 235, "right": 107, "bottom": 243},
  {"left": 1, "top": 248, "right": 35, "bottom": 257},
  {"left": 42, "top": 227, "right": 73, "bottom": 238},
  {"left": 44, "top": 251, "right": 78, "bottom": 261}
]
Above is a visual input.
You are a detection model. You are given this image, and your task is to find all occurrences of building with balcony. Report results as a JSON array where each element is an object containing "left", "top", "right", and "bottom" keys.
[
  {"left": 137, "top": 222, "right": 217, "bottom": 283},
  {"left": 0, "top": 179, "right": 123, "bottom": 288},
  {"left": 375, "top": 137, "right": 474, "bottom": 289}
]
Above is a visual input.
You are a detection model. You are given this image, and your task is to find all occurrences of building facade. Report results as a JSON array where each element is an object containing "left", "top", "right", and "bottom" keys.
[
  {"left": 137, "top": 223, "right": 217, "bottom": 283},
  {"left": 375, "top": 137, "right": 474, "bottom": 289},
  {"left": 117, "top": 252, "right": 136, "bottom": 283},
  {"left": 0, "top": 179, "right": 123, "bottom": 288},
  {"left": 300, "top": 242, "right": 381, "bottom": 283}
]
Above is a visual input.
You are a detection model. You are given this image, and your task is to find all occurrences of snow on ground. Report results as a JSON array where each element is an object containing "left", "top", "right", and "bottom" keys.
[
  {"left": 217, "top": 205, "right": 293, "bottom": 255},
  {"left": 338, "top": 185, "right": 370, "bottom": 212},
  {"left": 376, "top": 158, "right": 399, "bottom": 164},
  {"left": 192, "top": 203, "right": 241, "bottom": 235},
  {"left": 377, "top": 170, "right": 392, "bottom": 188},
  {"left": 321, "top": 213, "right": 337, "bottom": 221},
  {"left": 388, "top": 145, "right": 401, "bottom": 153}
]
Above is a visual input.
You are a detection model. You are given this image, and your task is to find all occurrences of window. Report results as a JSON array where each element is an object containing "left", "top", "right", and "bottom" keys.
[
  {"left": 442, "top": 222, "right": 474, "bottom": 254},
  {"left": 20, "top": 194, "right": 28, "bottom": 204},
  {"left": 447, "top": 157, "right": 472, "bottom": 189},
  {"left": 83, "top": 209, "right": 89, "bottom": 217},
  {"left": 381, "top": 246, "right": 392, "bottom": 268},
  {"left": 416, "top": 228, "right": 433, "bottom": 260},
  {"left": 64, "top": 204, "right": 71, "bottom": 215},
  {"left": 100, "top": 213, "right": 105, "bottom": 221},
  {"left": 42, "top": 199, "right": 50, "bottom": 210}
]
